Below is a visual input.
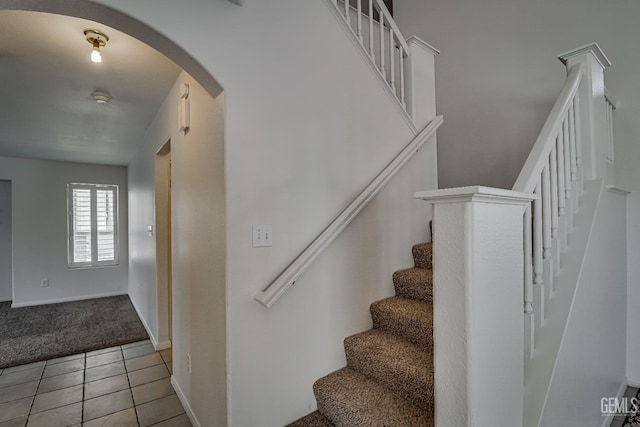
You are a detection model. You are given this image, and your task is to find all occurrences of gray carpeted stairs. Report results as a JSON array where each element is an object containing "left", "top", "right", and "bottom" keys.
[{"left": 287, "top": 241, "right": 434, "bottom": 427}]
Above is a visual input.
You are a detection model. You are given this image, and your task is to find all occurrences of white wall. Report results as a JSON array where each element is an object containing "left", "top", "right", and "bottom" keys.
[
  {"left": 539, "top": 186, "right": 627, "bottom": 426},
  {"left": 127, "top": 71, "right": 227, "bottom": 427},
  {"left": 0, "top": 156, "right": 128, "bottom": 306},
  {"left": 0, "top": 180, "right": 11, "bottom": 301},
  {"left": 394, "top": 0, "right": 639, "bottom": 190},
  {"left": 80, "top": 1, "right": 437, "bottom": 425}
]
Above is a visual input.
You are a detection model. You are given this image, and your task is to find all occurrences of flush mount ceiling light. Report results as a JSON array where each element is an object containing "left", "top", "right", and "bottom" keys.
[
  {"left": 92, "top": 90, "right": 112, "bottom": 104},
  {"left": 84, "top": 29, "right": 109, "bottom": 63}
]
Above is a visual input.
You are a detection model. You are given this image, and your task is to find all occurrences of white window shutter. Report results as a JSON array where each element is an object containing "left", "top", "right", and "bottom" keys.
[{"left": 68, "top": 184, "right": 119, "bottom": 267}]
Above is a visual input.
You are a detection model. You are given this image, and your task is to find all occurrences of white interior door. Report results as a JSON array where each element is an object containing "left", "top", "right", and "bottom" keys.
[{"left": 0, "top": 181, "right": 12, "bottom": 301}]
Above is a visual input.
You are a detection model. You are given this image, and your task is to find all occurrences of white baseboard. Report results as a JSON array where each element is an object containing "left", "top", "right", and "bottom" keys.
[
  {"left": 155, "top": 340, "right": 172, "bottom": 351},
  {"left": 171, "top": 375, "right": 202, "bottom": 427},
  {"left": 128, "top": 295, "right": 160, "bottom": 350},
  {"left": 601, "top": 380, "right": 629, "bottom": 427},
  {"left": 11, "top": 291, "right": 127, "bottom": 308}
]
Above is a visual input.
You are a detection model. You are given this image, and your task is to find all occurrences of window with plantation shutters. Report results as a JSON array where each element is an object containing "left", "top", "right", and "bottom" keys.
[{"left": 68, "top": 183, "right": 119, "bottom": 268}]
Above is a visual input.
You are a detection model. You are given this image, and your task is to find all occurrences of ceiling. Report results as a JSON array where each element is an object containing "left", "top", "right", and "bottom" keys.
[{"left": 0, "top": 11, "right": 182, "bottom": 166}]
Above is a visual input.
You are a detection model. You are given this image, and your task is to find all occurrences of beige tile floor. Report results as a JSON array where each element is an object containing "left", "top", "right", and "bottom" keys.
[{"left": 0, "top": 340, "right": 192, "bottom": 427}]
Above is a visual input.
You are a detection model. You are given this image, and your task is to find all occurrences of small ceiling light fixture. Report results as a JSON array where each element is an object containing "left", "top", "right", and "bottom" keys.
[
  {"left": 92, "top": 90, "right": 112, "bottom": 104},
  {"left": 84, "top": 29, "right": 109, "bottom": 63}
]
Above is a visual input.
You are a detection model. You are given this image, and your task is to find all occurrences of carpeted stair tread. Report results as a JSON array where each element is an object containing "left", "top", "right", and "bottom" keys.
[
  {"left": 344, "top": 329, "right": 433, "bottom": 410},
  {"left": 392, "top": 268, "right": 433, "bottom": 302},
  {"left": 412, "top": 242, "right": 432, "bottom": 270},
  {"left": 313, "top": 367, "right": 433, "bottom": 427},
  {"left": 370, "top": 297, "right": 432, "bottom": 349},
  {"left": 286, "top": 411, "right": 334, "bottom": 427}
]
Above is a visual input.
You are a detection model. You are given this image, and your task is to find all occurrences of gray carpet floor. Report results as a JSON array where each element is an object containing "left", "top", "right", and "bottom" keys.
[{"left": 0, "top": 295, "right": 149, "bottom": 369}]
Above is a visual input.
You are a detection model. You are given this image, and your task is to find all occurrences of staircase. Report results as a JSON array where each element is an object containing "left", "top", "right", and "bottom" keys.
[{"left": 288, "top": 240, "right": 435, "bottom": 426}]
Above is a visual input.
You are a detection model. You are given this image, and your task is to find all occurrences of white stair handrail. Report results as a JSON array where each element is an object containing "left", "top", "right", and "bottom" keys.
[
  {"left": 513, "top": 64, "right": 584, "bottom": 193},
  {"left": 255, "top": 116, "right": 444, "bottom": 308}
]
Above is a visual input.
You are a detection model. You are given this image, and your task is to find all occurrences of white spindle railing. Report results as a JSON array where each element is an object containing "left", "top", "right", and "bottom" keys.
[
  {"left": 605, "top": 88, "right": 616, "bottom": 165},
  {"left": 330, "top": 0, "right": 410, "bottom": 111},
  {"left": 513, "top": 64, "right": 583, "bottom": 350}
]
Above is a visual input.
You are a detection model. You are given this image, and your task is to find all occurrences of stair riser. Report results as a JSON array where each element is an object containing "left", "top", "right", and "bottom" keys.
[
  {"left": 371, "top": 318, "right": 432, "bottom": 349},
  {"left": 392, "top": 269, "right": 433, "bottom": 302},
  {"left": 371, "top": 309, "right": 432, "bottom": 349},
  {"left": 345, "top": 340, "right": 433, "bottom": 410},
  {"left": 412, "top": 243, "right": 433, "bottom": 270},
  {"left": 315, "top": 392, "right": 431, "bottom": 427},
  {"left": 285, "top": 411, "right": 333, "bottom": 427},
  {"left": 315, "top": 396, "right": 366, "bottom": 427},
  {"left": 313, "top": 368, "right": 433, "bottom": 427}
]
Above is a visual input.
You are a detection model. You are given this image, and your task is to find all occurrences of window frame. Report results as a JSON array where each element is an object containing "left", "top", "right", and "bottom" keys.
[{"left": 67, "top": 183, "right": 120, "bottom": 269}]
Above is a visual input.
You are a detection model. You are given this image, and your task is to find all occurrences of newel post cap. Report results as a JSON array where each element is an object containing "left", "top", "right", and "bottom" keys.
[
  {"left": 558, "top": 42, "right": 611, "bottom": 69},
  {"left": 414, "top": 185, "right": 537, "bottom": 206},
  {"left": 406, "top": 36, "right": 440, "bottom": 56}
]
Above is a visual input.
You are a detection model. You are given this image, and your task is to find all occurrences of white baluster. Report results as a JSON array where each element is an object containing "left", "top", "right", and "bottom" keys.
[
  {"left": 557, "top": 133, "right": 568, "bottom": 253},
  {"left": 542, "top": 160, "right": 555, "bottom": 297},
  {"left": 563, "top": 117, "right": 572, "bottom": 201},
  {"left": 356, "top": 0, "right": 363, "bottom": 43},
  {"left": 524, "top": 204, "right": 533, "bottom": 315},
  {"left": 542, "top": 162, "right": 552, "bottom": 259},
  {"left": 524, "top": 203, "right": 535, "bottom": 359},
  {"left": 389, "top": 30, "right": 395, "bottom": 91},
  {"left": 574, "top": 95, "right": 584, "bottom": 195},
  {"left": 605, "top": 101, "right": 611, "bottom": 163},
  {"left": 379, "top": 12, "right": 385, "bottom": 75},
  {"left": 550, "top": 145, "right": 559, "bottom": 239},
  {"left": 399, "top": 45, "right": 405, "bottom": 107},
  {"left": 569, "top": 103, "right": 577, "bottom": 181},
  {"left": 609, "top": 103, "right": 615, "bottom": 164},
  {"left": 368, "top": 0, "right": 374, "bottom": 59},
  {"left": 611, "top": 103, "right": 615, "bottom": 163},
  {"left": 575, "top": 95, "right": 582, "bottom": 166},
  {"left": 569, "top": 106, "right": 580, "bottom": 212},
  {"left": 550, "top": 145, "right": 561, "bottom": 276},
  {"left": 557, "top": 134, "right": 566, "bottom": 216},
  {"left": 533, "top": 179, "right": 543, "bottom": 286},
  {"left": 332, "top": 0, "right": 337, "bottom": 6},
  {"left": 344, "top": 0, "right": 350, "bottom": 25},
  {"left": 563, "top": 116, "right": 575, "bottom": 230}
]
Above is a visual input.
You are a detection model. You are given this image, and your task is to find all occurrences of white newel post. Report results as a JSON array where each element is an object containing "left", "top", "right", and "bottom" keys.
[
  {"left": 558, "top": 43, "right": 611, "bottom": 181},
  {"left": 414, "top": 187, "right": 536, "bottom": 427},
  {"left": 404, "top": 36, "right": 439, "bottom": 130}
]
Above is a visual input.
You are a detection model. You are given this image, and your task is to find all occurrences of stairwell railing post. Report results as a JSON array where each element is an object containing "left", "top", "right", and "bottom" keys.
[
  {"left": 558, "top": 44, "right": 611, "bottom": 182},
  {"left": 403, "top": 36, "right": 438, "bottom": 130},
  {"left": 414, "top": 186, "right": 536, "bottom": 427}
]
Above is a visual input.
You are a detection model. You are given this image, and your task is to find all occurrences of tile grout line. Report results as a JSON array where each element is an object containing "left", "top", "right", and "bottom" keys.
[
  {"left": 122, "top": 345, "right": 142, "bottom": 427},
  {"left": 81, "top": 351, "right": 87, "bottom": 426},
  {"left": 24, "top": 362, "right": 46, "bottom": 425}
]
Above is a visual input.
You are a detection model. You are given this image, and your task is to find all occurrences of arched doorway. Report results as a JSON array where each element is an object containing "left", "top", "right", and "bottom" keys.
[{"left": 0, "top": 3, "right": 227, "bottom": 425}]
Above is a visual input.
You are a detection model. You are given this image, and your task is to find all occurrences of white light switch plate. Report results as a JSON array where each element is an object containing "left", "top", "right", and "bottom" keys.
[{"left": 253, "top": 225, "right": 272, "bottom": 247}]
